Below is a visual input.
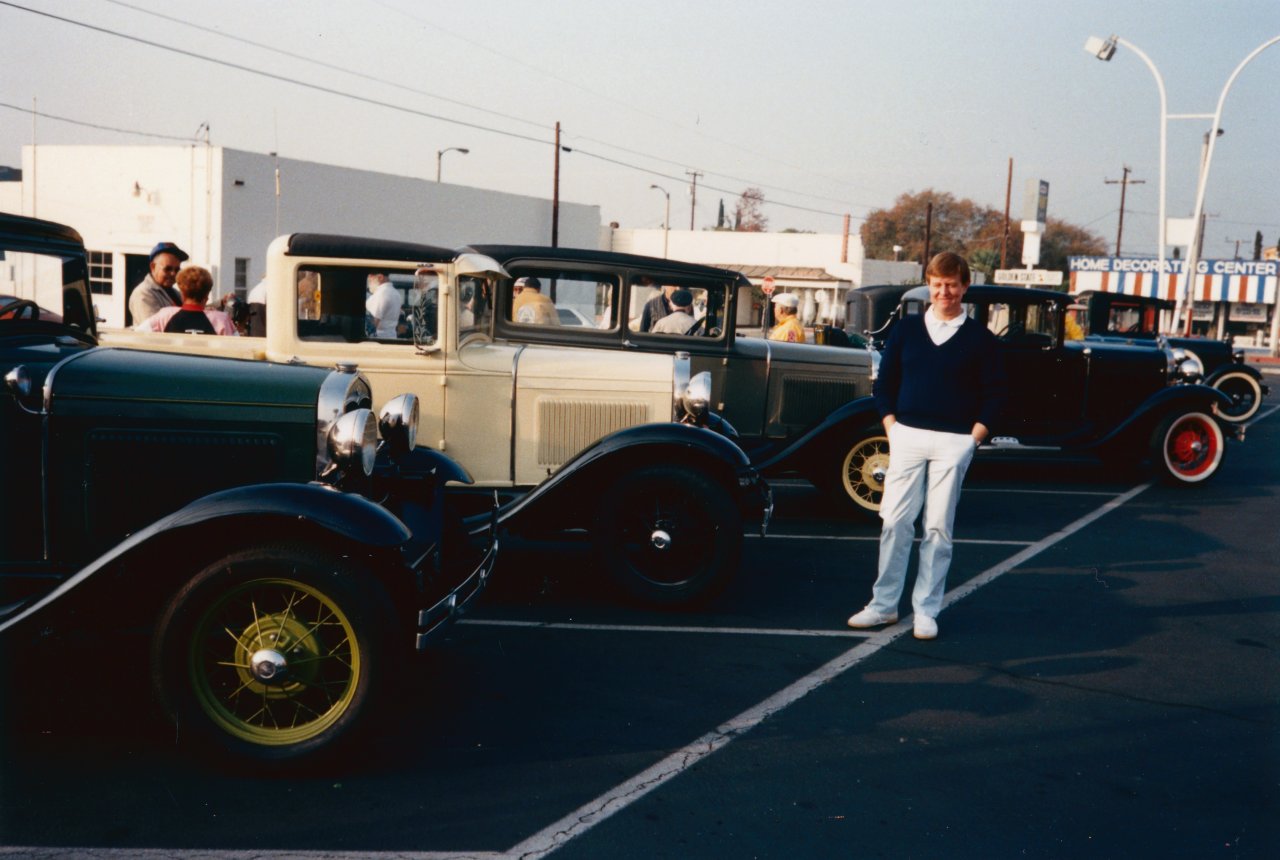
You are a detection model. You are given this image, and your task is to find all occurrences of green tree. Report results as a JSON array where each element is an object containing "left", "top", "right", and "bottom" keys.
[{"left": 861, "top": 189, "right": 1107, "bottom": 278}]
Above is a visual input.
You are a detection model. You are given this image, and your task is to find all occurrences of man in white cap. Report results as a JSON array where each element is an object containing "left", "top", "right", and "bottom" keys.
[
  {"left": 768, "top": 292, "right": 805, "bottom": 343},
  {"left": 129, "top": 241, "right": 187, "bottom": 325}
]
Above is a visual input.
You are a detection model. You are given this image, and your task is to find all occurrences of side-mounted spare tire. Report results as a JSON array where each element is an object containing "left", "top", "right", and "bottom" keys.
[
  {"left": 151, "top": 542, "right": 398, "bottom": 766},
  {"left": 593, "top": 465, "right": 742, "bottom": 608}
]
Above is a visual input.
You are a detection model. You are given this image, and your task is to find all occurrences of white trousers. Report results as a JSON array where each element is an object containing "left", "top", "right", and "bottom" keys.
[{"left": 868, "top": 422, "right": 977, "bottom": 620}]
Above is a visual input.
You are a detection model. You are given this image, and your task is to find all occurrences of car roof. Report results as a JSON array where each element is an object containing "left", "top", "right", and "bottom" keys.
[
  {"left": 0, "top": 212, "right": 85, "bottom": 257},
  {"left": 460, "top": 244, "right": 749, "bottom": 282},
  {"left": 285, "top": 233, "right": 456, "bottom": 264}
]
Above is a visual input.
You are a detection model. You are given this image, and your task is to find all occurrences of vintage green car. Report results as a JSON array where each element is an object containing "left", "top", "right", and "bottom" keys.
[{"left": 0, "top": 213, "right": 497, "bottom": 765}]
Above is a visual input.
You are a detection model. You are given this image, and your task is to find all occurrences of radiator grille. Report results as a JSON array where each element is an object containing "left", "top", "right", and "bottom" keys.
[
  {"left": 537, "top": 399, "right": 651, "bottom": 466},
  {"left": 779, "top": 375, "right": 861, "bottom": 425}
]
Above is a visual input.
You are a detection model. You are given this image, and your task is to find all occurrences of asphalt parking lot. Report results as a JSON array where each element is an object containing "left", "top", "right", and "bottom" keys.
[{"left": 3, "top": 374, "right": 1278, "bottom": 859}]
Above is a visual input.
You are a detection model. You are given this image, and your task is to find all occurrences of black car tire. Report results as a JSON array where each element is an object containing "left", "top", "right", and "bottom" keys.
[
  {"left": 594, "top": 465, "right": 741, "bottom": 607},
  {"left": 1210, "top": 371, "right": 1263, "bottom": 423},
  {"left": 151, "top": 542, "right": 397, "bottom": 765},
  {"left": 826, "top": 431, "right": 890, "bottom": 519},
  {"left": 1149, "top": 411, "right": 1225, "bottom": 485}
]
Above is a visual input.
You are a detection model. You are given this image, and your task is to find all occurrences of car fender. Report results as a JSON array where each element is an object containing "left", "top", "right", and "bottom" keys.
[
  {"left": 495, "top": 422, "right": 752, "bottom": 531},
  {"left": 1091, "top": 384, "right": 1237, "bottom": 452},
  {"left": 0, "top": 483, "right": 411, "bottom": 637},
  {"left": 753, "top": 395, "right": 883, "bottom": 476},
  {"left": 1202, "top": 362, "right": 1267, "bottom": 387}
]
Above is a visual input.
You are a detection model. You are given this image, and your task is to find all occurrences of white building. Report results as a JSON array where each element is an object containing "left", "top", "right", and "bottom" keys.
[
  {"left": 609, "top": 227, "right": 920, "bottom": 327},
  {"left": 2, "top": 144, "right": 600, "bottom": 327}
]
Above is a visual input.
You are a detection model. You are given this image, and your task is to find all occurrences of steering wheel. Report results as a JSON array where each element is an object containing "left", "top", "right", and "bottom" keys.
[
  {"left": 682, "top": 316, "right": 721, "bottom": 338},
  {"left": 2, "top": 299, "right": 41, "bottom": 320}
]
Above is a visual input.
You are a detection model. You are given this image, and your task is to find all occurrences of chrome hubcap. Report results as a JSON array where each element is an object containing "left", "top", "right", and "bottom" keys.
[
  {"left": 650, "top": 529, "right": 672, "bottom": 550},
  {"left": 250, "top": 648, "right": 289, "bottom": 684}
]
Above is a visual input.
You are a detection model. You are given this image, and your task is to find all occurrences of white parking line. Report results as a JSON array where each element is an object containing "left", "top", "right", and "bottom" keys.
[
  {"left": 1, "top": 481, "right": 1156, "bottom": 860},
  {"left": 503, "top": 480, "right": 1153, "bottom": 859},
  {"left": 747, "top": 534, "right": 1035, "bottom": 545},
  {"left": 461, "top": 619, "right": 876, "bottom": 639}
]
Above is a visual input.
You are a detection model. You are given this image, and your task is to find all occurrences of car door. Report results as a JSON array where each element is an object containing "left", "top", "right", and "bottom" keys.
[{"left": 985, "top": 298, "right": 1086, "bottom": 441}]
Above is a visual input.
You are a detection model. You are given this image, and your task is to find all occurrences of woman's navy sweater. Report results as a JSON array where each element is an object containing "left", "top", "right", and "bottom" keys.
[{"left": 872, "top": 314, "right": 1007, "bottom": 435}]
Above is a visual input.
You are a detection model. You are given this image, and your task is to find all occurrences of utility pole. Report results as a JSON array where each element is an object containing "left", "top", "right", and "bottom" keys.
[
  {"left": 552, "top": 122, "right": 562, "bottom": 247},
  {"left": 1104, "top": 166, "right": 1145, "bottom": 256},
  {"left": 922, "top": 202, "right": 933, "bottom": 267},
  {"left": 1000, "top": 157, "right": 1012, "bottom": 269},
  {"left": 686, "top": 170, "right": 703, "bottom": 230}
]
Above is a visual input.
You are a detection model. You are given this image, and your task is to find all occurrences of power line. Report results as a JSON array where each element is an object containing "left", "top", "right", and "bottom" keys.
[
  {"left": 99, "top": 0, "right": 550, "bottom": 134},
  {"left": 1, "top": 0, "right": 868, "bottom": 220},
  {"left": 0, "top": 100, "right": 197, "bottom": 142}
]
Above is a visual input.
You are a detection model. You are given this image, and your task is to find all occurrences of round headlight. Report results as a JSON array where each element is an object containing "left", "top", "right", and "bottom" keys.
[
  {"left": 1171, "top": 347, "right": 1204, "bottom": 381},
  {"left": 681, "top": 371, "right": 712, "bottom": 421},
  {"left": 329, "top": 408, "right": 378, "bottom": 476},
  {"left": 378, "top": 393, "right": 420, "bottom": 456}
]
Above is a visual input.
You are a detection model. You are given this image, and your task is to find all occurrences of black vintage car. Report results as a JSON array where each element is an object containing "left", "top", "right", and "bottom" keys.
[
  {"left": 833, "top": 284, "right": 1244, "bottom": 515},
  {"left": 458, "top": 245, "right": 881, "bottom": 513},
  {"left": 1073, "top": 289, "right": 1269, "bottom": 422},
  {"left": 0, "top": 213, "right": 499, "bottom": 765}
]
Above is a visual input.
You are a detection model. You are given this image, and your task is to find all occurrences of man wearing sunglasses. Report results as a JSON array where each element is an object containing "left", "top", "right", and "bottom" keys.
[{"left": 128, "top": 241, "right": 188, "bottom": 326}]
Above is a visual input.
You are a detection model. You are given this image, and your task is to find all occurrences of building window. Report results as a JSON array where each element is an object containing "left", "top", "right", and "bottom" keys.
[
  {"left": 88, "top": 250, "right": 113, "bottom": 295},
  {"left": 234, "top": 257, "right": 250, "bottom": 300}
]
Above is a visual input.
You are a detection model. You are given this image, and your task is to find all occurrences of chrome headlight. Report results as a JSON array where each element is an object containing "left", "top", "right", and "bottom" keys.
[
  {"left": 378, "top": 393, "right": 420, "bottom": 456},
  {"left": 1170, "top": 347, "right": 1204, "bottom": 382},
  {"left": 680, "top": 371, "right": 712, "bottom": 423},
  {"left": 329, "top": 408, "right": 379, "bottom": 477},
  {"left": 315, "top": 365, "right": 374, "bottom": 478}
]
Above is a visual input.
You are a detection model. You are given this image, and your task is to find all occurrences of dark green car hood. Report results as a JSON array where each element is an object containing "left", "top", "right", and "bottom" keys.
[{"left": 48, "top": 348, "right": 331, "bottom": 415}]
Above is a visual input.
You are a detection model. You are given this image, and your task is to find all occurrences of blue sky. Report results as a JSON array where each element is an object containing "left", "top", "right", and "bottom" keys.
[{"left": 2, "top": 0, "right": 1276, "bottom": 260}]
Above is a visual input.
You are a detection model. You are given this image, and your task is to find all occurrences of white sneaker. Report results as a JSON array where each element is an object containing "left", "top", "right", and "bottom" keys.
[
  {"left": 847, "top": 608, "right": 898, "bottom": 629},
  {"left": 913, "top": 615, "right": 938, "bottom": 640}
]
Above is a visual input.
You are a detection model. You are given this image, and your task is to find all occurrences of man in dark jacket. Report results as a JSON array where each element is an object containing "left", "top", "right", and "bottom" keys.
[{"left": 847, "top": 252, "right": 1006, "bottom": 640}]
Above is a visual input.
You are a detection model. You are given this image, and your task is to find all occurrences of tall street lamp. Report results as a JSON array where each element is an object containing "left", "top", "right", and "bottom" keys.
[
  {"left": 1084, "top": 35, "right": 1168, "bottom": 317},
  {"left": 649, "top": 184, "right": 670, "bottom": 258},
  {"left": 1087, "top": 33, "right": 1280, "bottom": 334},
  {"left": 436, "top": 146, "right": 469, "bottom": 182}
]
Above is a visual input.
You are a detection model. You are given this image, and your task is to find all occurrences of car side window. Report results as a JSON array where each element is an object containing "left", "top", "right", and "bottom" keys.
[
  {"left": 630, "top": 277, "right": 729, "bottom": 339},
  {"left": 988, "top": 301, "right": 1055, "bottom": 346},
  {"left": 506, "top": 270, "right": 617, "bottom": 330},
  {"left": 295, "top": 266, "right": 434, "bottom": 345}
]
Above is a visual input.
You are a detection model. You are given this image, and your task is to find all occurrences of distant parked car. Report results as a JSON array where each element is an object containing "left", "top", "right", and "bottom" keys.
[
  {"left": 840, "top": 284, "right": 1244, "bottom": 514},
  {"left": 1073, "top": 289, "right": 1268, "bottom": 422},
  {"left": 0, "top": 213, "right": 497, "bottom": 765},
  {"left": 0, "top": 294, "right": 62, "bottom": 322}
]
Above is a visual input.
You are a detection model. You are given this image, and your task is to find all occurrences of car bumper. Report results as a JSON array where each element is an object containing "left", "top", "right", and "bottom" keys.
[
  {"left": 740, "top": 470, "right": 773, "bottom": 537},
  {"left": 414, "top": 509, "right": 499, "bottom": 650}
]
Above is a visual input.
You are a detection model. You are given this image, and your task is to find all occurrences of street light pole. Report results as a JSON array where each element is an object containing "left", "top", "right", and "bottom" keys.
[
  {"left": 1180, "top": 34, "right": 1280, "bottom": 334},
  {"left": 436, "top": 146, "right": 469, "bottom": 182},
  {"left": 649, "top": 184, "right": 670, "bottom": 258},
  {"left": 1086, "top": 36, "right": 1167, "bottom": 314}
]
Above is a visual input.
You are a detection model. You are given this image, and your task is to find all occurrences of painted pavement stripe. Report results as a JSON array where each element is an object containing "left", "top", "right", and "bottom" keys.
[{"left": 503, "top": 481, "right": 1153, "bottom": 859}]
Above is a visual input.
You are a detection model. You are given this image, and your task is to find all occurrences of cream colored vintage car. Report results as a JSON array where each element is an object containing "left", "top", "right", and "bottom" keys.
[{"left": 102, "top": 233, "right": 771, "bottom": 606}]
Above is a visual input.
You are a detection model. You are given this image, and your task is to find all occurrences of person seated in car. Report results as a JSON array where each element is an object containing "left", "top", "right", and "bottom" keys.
[
  {"left": 649, "top": 288, "right": 697, "bottom": 334},
  {"left": 512, "top": 276, "right": 558, "bottom": 325},
  {"left": 134, "top": 266, "right": 238, "bottom": 335}
]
